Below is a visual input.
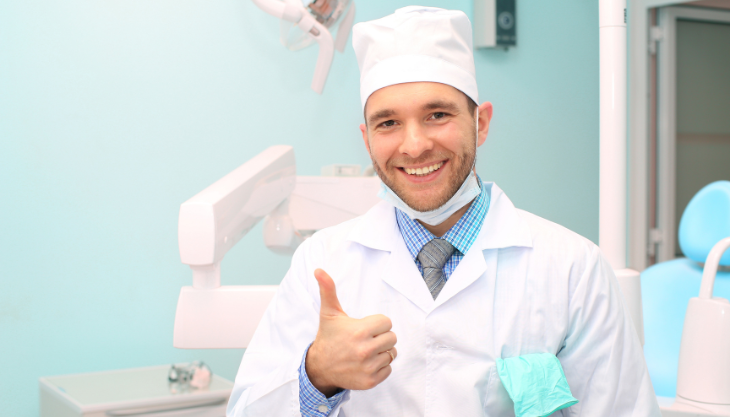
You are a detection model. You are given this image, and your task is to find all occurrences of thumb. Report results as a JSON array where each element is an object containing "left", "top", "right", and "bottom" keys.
[{"left": 314, "top": 269, "right": 346, "bottom": 317}]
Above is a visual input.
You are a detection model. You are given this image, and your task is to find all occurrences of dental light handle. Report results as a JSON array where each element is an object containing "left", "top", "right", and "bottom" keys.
[
  {"left": 334, "top": 2, "right": 356, "bottom": 53},
  {"left": 298, "top": 13, "right": 334, "bottom": 94},
  {"left": 677, "top": 237, "right": 730, "bottom": 408}
]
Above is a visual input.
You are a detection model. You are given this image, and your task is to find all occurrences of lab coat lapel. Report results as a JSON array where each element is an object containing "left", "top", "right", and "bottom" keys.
[
  {"left": 434, "top": 242, "right": 488, "bottom": 307},
  {"left": 346, "top": 184, "right": 532, "bottom": 313},
  {"left": 433, "top": 183, "right": 532, "bottom": 307},
  {"left": 348, "top": 201, "right": 435, "bottom": 313},
  {"left": 382, "top": 234, "right": 436, "bottom": 313}
]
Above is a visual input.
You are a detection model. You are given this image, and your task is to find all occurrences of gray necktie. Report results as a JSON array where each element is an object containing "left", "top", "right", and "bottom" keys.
[{"left": 417, "top": 239, "right": 456, "bottom": 299}]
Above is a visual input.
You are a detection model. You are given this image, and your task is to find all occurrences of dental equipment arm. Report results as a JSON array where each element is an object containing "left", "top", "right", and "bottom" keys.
[
  {"left": 174, "top": 146, "right": 380, "bottom": 349},
  {"left": 249, "top": 0, "right": 356, "bottom": 94}
]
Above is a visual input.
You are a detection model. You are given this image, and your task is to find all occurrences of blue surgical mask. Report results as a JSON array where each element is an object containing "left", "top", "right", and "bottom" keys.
[
  {"left": 377, "top": 107, "right": 482, "bottom": 227},
  {"left": 378, "top": 171, "right": 481, "bottom": 226}
]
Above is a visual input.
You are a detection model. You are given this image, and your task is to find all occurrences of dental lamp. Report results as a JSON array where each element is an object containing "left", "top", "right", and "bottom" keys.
[
  {"left": 251, "top": 0, "right": 356, "bottom": 94},
  {"left": 173, "top": 145, "right": 380, "bottom": 349}
]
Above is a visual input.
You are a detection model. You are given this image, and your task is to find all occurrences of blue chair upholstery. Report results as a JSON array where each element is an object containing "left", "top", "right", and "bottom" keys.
[
  {"left": 642, "top": 181, "right": 730, "bottom": 397},
  {"left": 679, "top": 181, "right": 730, "bottom": 266}
]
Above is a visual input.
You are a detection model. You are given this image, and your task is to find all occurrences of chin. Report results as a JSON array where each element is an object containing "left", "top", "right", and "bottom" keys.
[{"left": 400, "top": 189, "right": 450, "bottom": 212}]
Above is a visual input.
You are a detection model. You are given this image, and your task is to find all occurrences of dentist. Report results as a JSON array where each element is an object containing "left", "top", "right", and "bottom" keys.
[{"left": 227, "top": 7, "right": 660, "bottom": 417}]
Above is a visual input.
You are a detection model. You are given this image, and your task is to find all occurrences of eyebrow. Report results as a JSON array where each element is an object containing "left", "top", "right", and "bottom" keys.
[
  {"left": 367, "top": 109, "right": 395, "bottom": 126},
  {"left": 422, "top": 100, "right": 460, "bottom": 113}
]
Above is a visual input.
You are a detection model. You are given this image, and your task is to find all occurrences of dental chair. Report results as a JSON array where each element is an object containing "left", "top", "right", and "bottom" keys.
[{"left": 642, "top": 180, "right": 730, "bottom": 398}]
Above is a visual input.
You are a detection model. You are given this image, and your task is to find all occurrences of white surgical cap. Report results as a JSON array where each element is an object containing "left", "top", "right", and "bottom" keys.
[{"left": 352, "top": 6, "right": 479, "bottom": 111}]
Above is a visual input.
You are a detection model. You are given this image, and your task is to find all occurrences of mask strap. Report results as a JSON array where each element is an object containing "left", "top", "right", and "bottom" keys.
[
  {"left": 475, "top": 107, "right": 479, "bottom": 147},
  {"left": 471, "top": 107, "right": 479, "bottom": 171}
]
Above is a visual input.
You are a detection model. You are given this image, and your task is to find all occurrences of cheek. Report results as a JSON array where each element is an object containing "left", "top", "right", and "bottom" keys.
[
  {"left": 431, "top": 123, "right": 468, "bottom": 152},
  {"left": 369, "top": 134, "right": 401, "bottom": 164}
]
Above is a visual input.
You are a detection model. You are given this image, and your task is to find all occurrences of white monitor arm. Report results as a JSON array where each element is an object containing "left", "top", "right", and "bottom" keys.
[
  {"left": 174, "top": 146, "right": 380, "bottom": 349},
  {"left": 178, "top": 146, "right": 297, "bottom": 290}
]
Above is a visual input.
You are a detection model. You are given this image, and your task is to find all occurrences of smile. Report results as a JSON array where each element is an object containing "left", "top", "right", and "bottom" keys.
[{"left": 403, "top": 162, "right": 444, "bottom": 176}]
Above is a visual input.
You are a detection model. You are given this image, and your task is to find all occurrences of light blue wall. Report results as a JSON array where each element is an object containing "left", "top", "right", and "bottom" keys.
[{"left": 0, "top": 1, "right": 598, "bottom": 415}]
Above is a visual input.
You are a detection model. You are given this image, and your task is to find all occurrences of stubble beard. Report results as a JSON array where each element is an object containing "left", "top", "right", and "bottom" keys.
[{"left": 370, "top": 129, "right": 476, "bottom": 213}]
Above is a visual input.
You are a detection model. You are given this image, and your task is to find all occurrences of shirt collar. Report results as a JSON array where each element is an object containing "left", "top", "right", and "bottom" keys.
[{"left": 395, "top": 176, "right": 490, "bottom": 260}]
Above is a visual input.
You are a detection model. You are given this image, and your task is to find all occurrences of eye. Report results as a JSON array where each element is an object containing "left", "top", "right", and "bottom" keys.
[
  {"left": 430, "top": 112, "right": 448, "bottom": 120},
  {"left": 379, "top": 120, "right": 396, "bottom": 128}
]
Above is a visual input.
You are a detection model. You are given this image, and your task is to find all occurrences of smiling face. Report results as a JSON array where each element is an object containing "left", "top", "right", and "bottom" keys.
[{"left": 361, "top": 82, "right": 492, "bottom": 212}]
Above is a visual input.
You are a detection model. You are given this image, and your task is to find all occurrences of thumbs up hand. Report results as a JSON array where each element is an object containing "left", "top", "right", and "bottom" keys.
[{"left": 305, "top": 269, "right": 398, "bottom": 397}]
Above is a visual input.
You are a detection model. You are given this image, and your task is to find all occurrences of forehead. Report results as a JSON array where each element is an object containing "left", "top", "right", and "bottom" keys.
[{"left": 364, "top": 82, "right": 468, "bottom": 118}]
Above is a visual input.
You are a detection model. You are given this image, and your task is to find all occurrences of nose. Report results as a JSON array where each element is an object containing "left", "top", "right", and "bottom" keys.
[{"left": 398, "top": 121, "right": 433, "bottom": 159}]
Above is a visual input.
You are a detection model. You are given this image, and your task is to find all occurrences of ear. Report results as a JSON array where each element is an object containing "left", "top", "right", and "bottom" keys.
[
  {"left": 360, "top": 123, "right": 370, "bottom": 153},
  {"left": 476, "top": 102, "right": 493, "bottom": 148}
]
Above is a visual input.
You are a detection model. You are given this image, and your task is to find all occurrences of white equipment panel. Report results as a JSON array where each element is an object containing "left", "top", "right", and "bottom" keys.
[{"left": 39, "top": 365, "right": 233, "bottom": 417}]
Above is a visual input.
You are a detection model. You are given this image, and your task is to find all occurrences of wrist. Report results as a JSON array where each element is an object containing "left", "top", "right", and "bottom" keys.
[{"left": 305, "top": 341, "right": 340, "bottom": 397}]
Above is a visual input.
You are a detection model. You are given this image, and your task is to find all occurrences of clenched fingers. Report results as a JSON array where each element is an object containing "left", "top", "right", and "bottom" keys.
[
  {"left": 361, "top": 314, "right": 392, "bottom": 336},
  {"left": 371, "top": 330, "right": 397, "bottom": 353}
]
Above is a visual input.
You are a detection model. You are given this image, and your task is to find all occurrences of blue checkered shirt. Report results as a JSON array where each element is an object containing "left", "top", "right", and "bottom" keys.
[
  {"left": 298, "top": 177, "right": 490, "bottom": 416},
  {"left": 396, "top": 177, "right": 489, "bottom": 279}
]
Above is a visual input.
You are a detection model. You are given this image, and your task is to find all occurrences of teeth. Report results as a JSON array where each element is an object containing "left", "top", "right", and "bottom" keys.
[{"left": 405, "top": 162, "right": 444, "bottom": 176}]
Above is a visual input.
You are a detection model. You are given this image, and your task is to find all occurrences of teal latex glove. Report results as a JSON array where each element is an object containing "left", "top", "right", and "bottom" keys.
[{"left": 496, "top": 353, "right": 578, "bottom": 417}]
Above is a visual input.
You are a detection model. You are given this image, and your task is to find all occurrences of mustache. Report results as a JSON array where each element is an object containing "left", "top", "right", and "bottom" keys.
[{"left": 386, "top": 151, "right": 454, "bottom": 169}]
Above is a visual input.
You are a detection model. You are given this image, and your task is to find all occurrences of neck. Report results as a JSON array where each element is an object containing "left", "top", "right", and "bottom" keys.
[{"left": 418, "top": 198, "right": 474, "bottom": 237}]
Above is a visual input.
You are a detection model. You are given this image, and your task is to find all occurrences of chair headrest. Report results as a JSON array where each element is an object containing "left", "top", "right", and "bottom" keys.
[{"left": 679, "top": 181, "right": 730, "bottom": 266}]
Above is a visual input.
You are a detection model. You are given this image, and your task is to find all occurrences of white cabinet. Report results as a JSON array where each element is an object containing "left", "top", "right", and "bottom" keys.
[{"left": 39, "top": 365, "right": 233, "bottom": 417}]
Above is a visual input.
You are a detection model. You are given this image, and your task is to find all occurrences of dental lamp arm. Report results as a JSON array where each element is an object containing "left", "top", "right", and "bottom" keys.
[
  {"left": 334, "top": 2, "right": 356, "bottom": 53},
  {"left": 292, "top": 10, "right": 334, "bottom": 94}
]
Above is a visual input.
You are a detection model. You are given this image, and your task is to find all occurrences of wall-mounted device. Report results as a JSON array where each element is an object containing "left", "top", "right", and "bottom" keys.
[{"left": 474, "top": 0, "right": 516, "bottom": 48}]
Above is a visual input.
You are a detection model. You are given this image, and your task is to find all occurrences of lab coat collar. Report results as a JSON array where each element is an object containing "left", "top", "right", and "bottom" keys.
[
  {"left": 347, "top": 181, "right": 532, "bottom": 312},
  {"left": 347, "top": 181, "right": 533, "bottom": 252},
  {"left": 476, "top": 182, "right": 533, "bottom": 250},
  {"left": 347, "top": 199, "right": 399, "bottom": 252}
]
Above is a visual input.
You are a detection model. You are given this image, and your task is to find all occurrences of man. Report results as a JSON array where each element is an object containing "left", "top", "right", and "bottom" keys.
[{"left": 227, "top": 7, "right": 660, "bottom": 417}]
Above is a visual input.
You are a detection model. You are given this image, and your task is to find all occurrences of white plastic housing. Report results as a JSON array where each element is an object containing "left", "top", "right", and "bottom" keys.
[
  {"left": 261, "top": 176, "right": 381, "bottom": 254},
  {"left": 677, "top": 237, "right": 730, "bottom": 408},
  {"left": 598, "top": 0, "right": 644, "bottom": 345},
  {"left": 173, "top": 286, "right": 278, "bottom": 349},
  {"left": 599, "top": 0, "right": 627, "bottom": 271},
  {"left": 473, "top": 0, "right": 497, "bottom": 48},
  {"left": 262, "top": 198, "right": 303, "bottom": 255},
  {"left": 178, "top": 146, "right": 295, "bottom": 270},
  {"left": 288, "top": 176, "right": 381, "bottom": 231},
  {"left": 334, "top": 2, "right": 356, "bottom": 53},
  {"left": 615, "top": 268, "right": 644, "bottom": 346},
  {"left": 305, "top": 15, "right": 335, "bottom": 94}
]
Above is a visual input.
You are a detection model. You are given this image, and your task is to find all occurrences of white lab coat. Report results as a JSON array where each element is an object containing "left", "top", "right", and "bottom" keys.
[{"left": 227, "top": 182, "right": 660, "bottom": 417}]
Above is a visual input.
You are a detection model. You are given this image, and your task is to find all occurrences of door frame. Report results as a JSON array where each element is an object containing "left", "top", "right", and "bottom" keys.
[
  {"left": 627, "top": 0, "right": 730, "bottom": 270},
  {"left": 654, "top": 6, "right": 730, "bottom": 262}
]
